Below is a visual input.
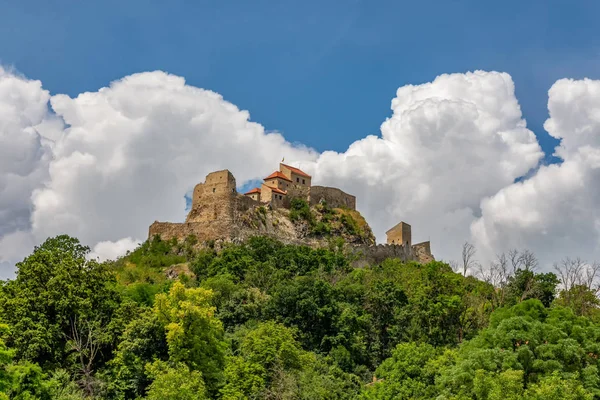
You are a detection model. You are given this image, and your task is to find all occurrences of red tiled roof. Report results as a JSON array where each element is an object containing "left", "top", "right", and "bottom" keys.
[
  {"left": 281, "top": 163, "right": 311, "bottom": 178},
  {"left": 244, "top": 187, "right": 261, "bottom": 195},
  {"left": 264, "top": 171, "right": 292, "bottom": 182},
  {"left": 265, "top": 186, "right": 287, "bottom": 195}
]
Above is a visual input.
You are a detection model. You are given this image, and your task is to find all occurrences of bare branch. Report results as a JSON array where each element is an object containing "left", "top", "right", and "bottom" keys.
[
  {"left": 461, "top": 242, "right": 479, "bottom": 277},
  {"left": 518, "top": 249, "right": 539, "bottom": 271}
]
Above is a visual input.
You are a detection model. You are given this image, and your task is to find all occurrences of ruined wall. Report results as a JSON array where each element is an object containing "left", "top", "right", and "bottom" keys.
[
  {"left": 282, "top": 185, "right": 311, "bottom": 208},
  {"left": 309, "top": 186, "right": 356, "bottom": 210},
  {"left": 150, "top": 194, "right": 259, "bottom": 242},
  {"left": 186, "top": 170, "right": 238, "bottom": 223},
  {"left": 413, "top": 241, "right": 434, "bottom": 264},
  {"left": 348, "top": 241, "right": 435, "bottom": 268},
  {"left": 149, "top": 221, "right": 225, "bottom": 243},
  {"left": 349, "top": 244, "right": 414, "bottom": 268}
]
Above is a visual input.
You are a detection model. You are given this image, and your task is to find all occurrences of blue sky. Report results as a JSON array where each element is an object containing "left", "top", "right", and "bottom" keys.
[{"left": 2, "top": 0, "right": 600, "bottom": 161}]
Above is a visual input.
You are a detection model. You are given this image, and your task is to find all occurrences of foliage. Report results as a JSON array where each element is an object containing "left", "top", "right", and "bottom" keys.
[
  {"left": 153, "top": 281, "right": 226, "bottom": 394},
  {"left": 107, "top": 310, "right": 168, "bottom": 399},
  {"left": 505, "top": 269, "right": 560, "bottom": 307},
  {"left": 289, "top": 198, "right": 314, "bottom": 225},
  {"left": 2, "top": 234, "right": 599, "bottom": 399},
  {"left": 0, "top": 235, "right": 120, "bottom": 369},
  {"left": 145, "top": 361, "right": 207, "bottom": 400}
]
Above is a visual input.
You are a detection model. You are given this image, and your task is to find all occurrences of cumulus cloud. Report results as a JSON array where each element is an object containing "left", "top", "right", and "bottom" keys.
[
  {"left": 472, "top": 78, "right": 600, "bottom": 267},
  {"left": 0, "top": 70, "right": 316, "bottom": 272},
  {"left": 3, "top": 67, "right": 600, "bottom": 275},
  {"left": 34, "top": 71, "right": 316, "bottom": 248},
  {"left": 0, "top": 67, "right": 51, "bottom": 238},
  {"left": 89, "top": 237, "right": 141, "bottom": 262},
  {"left": 312, "top": 71, "right": 543, "bottom": 261}
]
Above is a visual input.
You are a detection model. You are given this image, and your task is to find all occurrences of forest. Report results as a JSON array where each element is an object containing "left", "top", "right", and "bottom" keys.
[{"left": 0, "top": 234, "right": 599, "bottom": 399}]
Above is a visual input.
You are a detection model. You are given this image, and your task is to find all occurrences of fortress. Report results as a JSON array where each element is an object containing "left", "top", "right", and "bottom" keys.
[{"left": 149, "top": 163, "right": 434, "bottom": 264}]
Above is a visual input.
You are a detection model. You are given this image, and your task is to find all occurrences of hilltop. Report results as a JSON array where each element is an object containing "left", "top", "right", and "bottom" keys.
[{"left": 149, "top": 164, "right": 434, "bottom": 264}]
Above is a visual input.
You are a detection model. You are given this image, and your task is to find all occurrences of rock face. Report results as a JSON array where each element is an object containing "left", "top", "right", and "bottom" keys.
[{"left": 150, "top": 202, "right": 375, "bottom": 248}]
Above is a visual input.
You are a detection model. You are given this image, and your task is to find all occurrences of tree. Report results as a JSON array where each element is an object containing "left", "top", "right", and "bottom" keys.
[
  {"left": 220, "top": 322, "right": 302, "bottom": 399},
  {"left": 153, "top": 281, "right": 226, "bottom": 394},
  {"left": 460, "top": 242, "right": 478, "bottom": 276},
  {"left": 360, "top": 342, "right": 441, "bottom": 399},
  {"left": 66, "top": 317, "right": 108, "bottom": 397},
  {"left": 0, "top": 235, "right": 120, "bottom": 368},
  {"left": 267, "top": 275, "right": 339, "bottom": 352},
  {"left": 108, "top": 310, "right": 168, "bottom": 399},
  {"left": 554, "top": 257, "right": 600, "bottom": 316},
  {"left": 0, "top": 324, "right": 50, "bottom": 400},
  {"left": 145, "top": 361, "right": 207, "bottom": 400},
  {"left": 505, "top": 269, "right": 559, "bottom": 307}
]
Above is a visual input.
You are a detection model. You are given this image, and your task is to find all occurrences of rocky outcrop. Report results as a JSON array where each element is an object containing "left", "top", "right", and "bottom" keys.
[{"left": 150, "top": 203, "right": 375, "bottom": 248}]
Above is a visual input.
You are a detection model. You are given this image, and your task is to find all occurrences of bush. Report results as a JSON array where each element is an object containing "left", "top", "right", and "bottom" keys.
[
  {"left": 289, "top": 198, "right": 314, "bottom": 225},
  {"left": 340, "top": 214, "right": 358, "bottom": 235}
]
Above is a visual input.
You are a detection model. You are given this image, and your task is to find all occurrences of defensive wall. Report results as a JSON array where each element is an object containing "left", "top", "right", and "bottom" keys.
[
  {"left": 348, "top": 242, "right": 433, "bottom": 268},
  {"left": 309, "top": 186, "right": 356, "bottom": 210}
]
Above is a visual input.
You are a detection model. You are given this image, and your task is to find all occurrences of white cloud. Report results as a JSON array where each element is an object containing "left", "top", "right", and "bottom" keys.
[
  {"left": 89, "top": 237, "right": 141, "bottom": 262},
  {"left": 311, "top": 71, "right": 543, "bottom": 261},
  {"left": 0, "top": 67, "right": 51, "bottom": 238},
  {"left": 31, "top": 71, "right": 317, "bottom": 251},
  {"left": 472, "top": 78, "right": 600, "bottom": 267},
  {"left": 3, "top": 68, "right": 600, "bottom": 275}
]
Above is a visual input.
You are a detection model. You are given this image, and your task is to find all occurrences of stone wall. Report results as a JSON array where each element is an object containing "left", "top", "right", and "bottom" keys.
[
  {"left": 282, "top": 185, "right": 311, "bottom": 208},
  {"left": 149, "top": 221, "right": 220, "bottom": 243},
  {"left": 349, "top": 244, "right": 414, "bottom": 268},
  {"left": 413, "top": 241, "right": 434, "bottom": 264},
  {"left": 309, "top": 186, "right": 356, "bottom": 210},
  {"left": 348, "top": 241, "right": 435, "bottom": 268}
]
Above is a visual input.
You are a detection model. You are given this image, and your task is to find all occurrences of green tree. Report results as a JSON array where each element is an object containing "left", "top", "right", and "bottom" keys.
[
  {"left": 153, "top": 281, "right": 226, "bottom": 394},
  {"left": 107, "top": 310, "right": 168, "bottom": 399},
  {"left": 267, "top": 276, "right": 339, "bottom": 351},
  {"left": 0, "top": 235, "right": 120, "bottom": 370},
  {"left": 359, "top": 342, "right": 442, "bottom": 400},
  {"left": 145, "top": 361, "right": 207, "bottom": 400},
  {"left": 505, "top": 269, "right": 559, "bottom": 307}
]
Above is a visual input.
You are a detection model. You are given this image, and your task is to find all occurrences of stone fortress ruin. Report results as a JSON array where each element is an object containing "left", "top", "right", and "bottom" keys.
[{"left": 149, "top": 163, "right": 433, "bottom": 263}]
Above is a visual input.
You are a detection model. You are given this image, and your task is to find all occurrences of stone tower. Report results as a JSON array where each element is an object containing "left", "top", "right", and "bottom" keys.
[
  {"left": 386, "top": 221, "right": 411, "bottom": 246},
  {"left": 186, "top": 170, "right": 237, "bottom": 223}
]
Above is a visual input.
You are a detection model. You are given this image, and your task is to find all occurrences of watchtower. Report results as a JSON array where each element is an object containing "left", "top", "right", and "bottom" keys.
[
  {"left": 186, "top": 170, "right": 237, "bottom": 223},
  {"left": 386, "top": 221, "right": 411, "bottom": 246}
]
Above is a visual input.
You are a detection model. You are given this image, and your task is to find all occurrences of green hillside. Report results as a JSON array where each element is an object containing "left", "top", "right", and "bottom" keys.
[{"left": 0, "top": 235, "right": 598, "bottom": 399}]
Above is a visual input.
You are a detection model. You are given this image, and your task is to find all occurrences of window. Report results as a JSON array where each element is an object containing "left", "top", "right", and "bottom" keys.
[
  {"left": 212, "top": 188, "right": 216, "bottom": 193},
  {"left": 279, "top": 195, "right": 282, "bottom": 200},
  {"left": 296, "top": 177, "right": 299, "bottom": 183},
  {"left": 302, "top": 179, "right": 305, "bottom": 184}
]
